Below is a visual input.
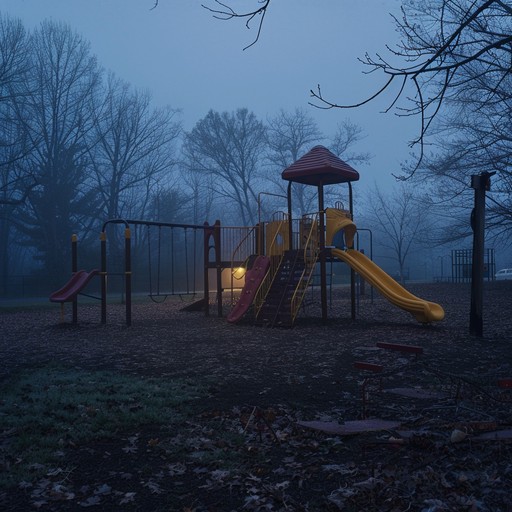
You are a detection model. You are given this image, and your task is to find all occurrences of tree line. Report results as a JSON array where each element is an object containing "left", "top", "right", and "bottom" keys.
[
  {"left": 3, "top": 1, "right": 512, "bottom": 294},
  {"left": 203, "top": 0, "right": 512, "bottom": 247},
  {"left": 0, "top": 14, "right": 369, "bottom": 291}
]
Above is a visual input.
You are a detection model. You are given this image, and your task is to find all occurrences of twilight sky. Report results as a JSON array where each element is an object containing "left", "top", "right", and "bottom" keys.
[{"left": 2, "top": 0, "right": 417, "bottom": 190}]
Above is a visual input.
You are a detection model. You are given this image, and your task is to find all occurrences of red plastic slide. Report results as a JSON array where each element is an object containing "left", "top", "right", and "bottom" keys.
[
  {"left": 227, "top": 256, "right": 270, "bottom": 323},
  {"left": 49, "top": 269, "right": 99, "bottom": 303}
]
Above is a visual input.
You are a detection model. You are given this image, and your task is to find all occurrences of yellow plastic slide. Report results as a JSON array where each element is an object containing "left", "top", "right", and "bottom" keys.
[
  {"left": 331, "top": 248, "right": 445, "bottom": 323},
  {"left": 326, "top": 208, "right": 356, "bottom": 247}
]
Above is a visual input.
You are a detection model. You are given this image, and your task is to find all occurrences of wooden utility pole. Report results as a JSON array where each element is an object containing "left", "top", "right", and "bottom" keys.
[{"left": 469, "top": 172, "right": 495, "bottom": 337}]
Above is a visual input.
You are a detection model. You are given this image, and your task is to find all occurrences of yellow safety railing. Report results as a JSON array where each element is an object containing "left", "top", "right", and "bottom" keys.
[
  {"left": 290, "top": 213, "right": 320, "bottom": 323},
  {"left": 253, "top": 216, "right": 289, "bottom": 316}
]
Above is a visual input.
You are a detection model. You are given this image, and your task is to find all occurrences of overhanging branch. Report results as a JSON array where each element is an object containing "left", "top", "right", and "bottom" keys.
[{"left": 201, "top": 0, "right": 271, "bottom": 50}]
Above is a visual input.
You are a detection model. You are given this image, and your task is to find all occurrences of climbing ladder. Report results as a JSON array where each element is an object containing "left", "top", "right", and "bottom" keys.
[
  {"left": 255, "top": 250, "right": 307, "bottom": 327},
  {"left": 255, "top": 214, "right": 319, "bottom": 327}
]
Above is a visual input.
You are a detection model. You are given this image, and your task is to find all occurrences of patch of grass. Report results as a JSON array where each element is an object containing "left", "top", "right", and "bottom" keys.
[{"left": 0, "top": 365, "right": 204, "bottom": 488}]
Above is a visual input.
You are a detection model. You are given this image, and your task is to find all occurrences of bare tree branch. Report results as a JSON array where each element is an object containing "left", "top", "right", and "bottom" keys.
[
  {"left": 155, "top": 1, "right": 512, "bottom": 182},
  {"left": 310, "top": 1, "right": 512, "bottom": 176},
  {"left": 201, "top": 0, "right": 271, "bottom": 50}
]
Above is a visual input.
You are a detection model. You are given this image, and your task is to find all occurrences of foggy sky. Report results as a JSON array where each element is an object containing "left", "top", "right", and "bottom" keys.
[{"left": 2, "top": 0, "right": 415, "bottom": 190}]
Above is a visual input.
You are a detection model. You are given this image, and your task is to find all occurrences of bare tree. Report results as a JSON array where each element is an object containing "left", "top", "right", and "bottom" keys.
[
  {"left": 89, "top": 73, "right": 182, "bottom": 221},
  {"left": 11, "top": 20, "right": 101, "bottom": 279},
  {"left": 265, "top": 108, "right": 323, "bottom": 215},
  {"left": 0, "top": 13, "right": 29, "bottom": 104},
  {"left": 183, "top": 108, "right": 267, "bottom": 226},
  {"left": 410, "top": 47, "right": 512, "bottom": 247},
  {"left": 364, "top": 183, "right": 428, "bottom": 284},
  {"left": 182, "top": 169, "right": 216, "bottom": 225},
  {"left": 200, "top": 1, "right": 512, "bottom": 174},
  {"left": 329, "top": 119, "right": 371, "bottom": 166},
  {"left": 265, "top": 109, "right": 370, "bottom": 216},
  {"left": 310, "top": 0, "right": 512, "bottom": 173},
  {"left": 0, "top": 13, "right": 32, "bottom": 291},
  {"left": 0, "top": 13, "right": 32, "bottom": 205},
  {"left": 147, "top": 185, "right": 191, "bottom": 224}
]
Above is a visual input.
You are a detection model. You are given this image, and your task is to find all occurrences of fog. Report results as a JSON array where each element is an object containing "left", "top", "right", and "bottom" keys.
[
  {"left": 2, "top": 0, "right": 414, "bottom": 191},
  {"left": 3, "top": 0, "right": 509, "bottom": 292}
]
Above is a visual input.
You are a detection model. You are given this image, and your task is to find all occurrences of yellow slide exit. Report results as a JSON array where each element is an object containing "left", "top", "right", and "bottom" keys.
[{"left": 331, "top": 248, "right": 445, "bottom": 323}]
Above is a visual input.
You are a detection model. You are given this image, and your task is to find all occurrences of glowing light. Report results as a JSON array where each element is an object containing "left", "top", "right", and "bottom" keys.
[{"left": 232, "top": 267, "right": 247, "bottom": 280}]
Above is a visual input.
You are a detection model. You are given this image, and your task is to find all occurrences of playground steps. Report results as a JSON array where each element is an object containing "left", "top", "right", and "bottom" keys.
[
  {"left": 353, "top": 342, "right": 454, "bottom": 417},
  {"left": 255, "top": 250, "right": 308, "bottom": 327}
]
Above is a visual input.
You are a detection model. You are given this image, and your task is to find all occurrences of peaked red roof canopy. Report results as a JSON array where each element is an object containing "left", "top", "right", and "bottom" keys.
[{"left": 281, "top": 145, "right": 359, "bottom": 186}]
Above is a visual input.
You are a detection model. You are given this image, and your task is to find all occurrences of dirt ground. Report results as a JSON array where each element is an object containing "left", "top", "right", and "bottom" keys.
[{"left": 1, "top": 282, "right": 511, "bottom": 511}]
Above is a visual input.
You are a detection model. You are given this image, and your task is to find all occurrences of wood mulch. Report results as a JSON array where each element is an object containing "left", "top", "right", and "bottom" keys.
[{"left": 1, "top": 282, "right": 511, "bottom": 511}]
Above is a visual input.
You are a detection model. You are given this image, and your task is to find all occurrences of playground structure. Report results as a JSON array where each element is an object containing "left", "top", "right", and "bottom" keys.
[
  {"left": 49, "top": 233, "right": 99, "bottom": 323},
  {"left": 50, "top": 145, "right": 445, "bottom": 327},
  {"left": 226, "top": 146, "right": 444, "bottom": 326},
  {"left": 50, "top": 219, "right": 226, "bottom": 325}
]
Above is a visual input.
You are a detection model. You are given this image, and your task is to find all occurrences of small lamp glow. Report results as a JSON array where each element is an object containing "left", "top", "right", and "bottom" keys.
[{"left": 232, "top": 267, "right": 247, "bottom": 280}]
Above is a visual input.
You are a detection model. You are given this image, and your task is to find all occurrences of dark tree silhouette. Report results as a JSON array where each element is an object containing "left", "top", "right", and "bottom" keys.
[
  {"left": 265, "top": 108, "right": 323, "bottom": 215},
  {"left": 183, "top": 108, "right": 267, "bottom": 226},
  {"left": 198, "top": 1, "right": 512, "bottom": 174},
  {"left": 12, "top": 20, "right": 101, "bottom": 278},
  {"left": 310, "top": 1, "right": 512, "bottom": 172},
  {"left": 89, "top": 73, "right": 181, "bottom": 221},
  {"left": 364, "top": 183, "right": 428, "bottom": 284}
]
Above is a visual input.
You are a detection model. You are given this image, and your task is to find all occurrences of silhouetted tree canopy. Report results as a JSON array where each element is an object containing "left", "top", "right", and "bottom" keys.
[
  {"left": 201, "top": 1, "right": 512, "bottom": 174},
  {"left": 183, "top": 108, "right": 267, "bottom": 226}
]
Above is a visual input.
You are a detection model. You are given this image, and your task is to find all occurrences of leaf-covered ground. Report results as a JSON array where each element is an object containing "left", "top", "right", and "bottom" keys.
[{"left": 1, "top": 282, "right": 511, "bottom": 511}]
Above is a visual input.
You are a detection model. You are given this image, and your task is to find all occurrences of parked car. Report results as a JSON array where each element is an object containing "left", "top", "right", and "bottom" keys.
[{"left": 495, "top": 268, "right": 512, "bottom": 281}]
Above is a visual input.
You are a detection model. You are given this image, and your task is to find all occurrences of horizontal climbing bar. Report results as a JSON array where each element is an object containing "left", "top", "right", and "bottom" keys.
[
  {"left": 376, "top": 342, "right": 423, "bottom": 355},
  {"left": 353, "top": 361, "right": 384, "bottom": 373}
]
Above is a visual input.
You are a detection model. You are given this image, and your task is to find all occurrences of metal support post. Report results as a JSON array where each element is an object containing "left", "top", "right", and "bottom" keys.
[{"left": 469, "top": 171, "right": 495, "bottom": 337}]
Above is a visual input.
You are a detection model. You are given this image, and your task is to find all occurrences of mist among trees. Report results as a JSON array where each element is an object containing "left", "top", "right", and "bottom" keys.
[
  {"left": 1, "top": 1, "right": 512, "bottom": 296},
  {"left": 0, "top": 14, "right": 372, "bottom": 292}
]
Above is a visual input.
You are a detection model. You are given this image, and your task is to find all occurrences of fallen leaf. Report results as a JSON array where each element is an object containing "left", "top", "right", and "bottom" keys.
[
  {"left": 119, "top": 492, "right": 136, "bottom": 505},
  {"left": 450, "top": 429, "right": 467, "bottom": 443},
  {"left": 80, "top": 495, "right": 101, "bottom": 507},
  {"left": 94, "top": 483, "right": 111, "bottom": 495}
]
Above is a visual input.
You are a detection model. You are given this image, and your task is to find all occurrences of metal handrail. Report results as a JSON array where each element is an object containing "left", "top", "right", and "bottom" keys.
[
  {"left": 290, "top": 213, "right": 320, "bottom": 323},
  {"left": 229, "top": 225, "right": 258, "bottom": 305},
  {"left": 252, "top": 216, "right": 289, "bottom": 316}
]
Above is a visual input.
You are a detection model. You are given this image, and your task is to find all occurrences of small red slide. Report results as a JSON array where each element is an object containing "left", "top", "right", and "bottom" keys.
[
  {"left": 227, "top": 256, "right": 270, "bottom": 323},
  {"left": 49, "top": 269, "right": 99, "bottom": 303}
]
